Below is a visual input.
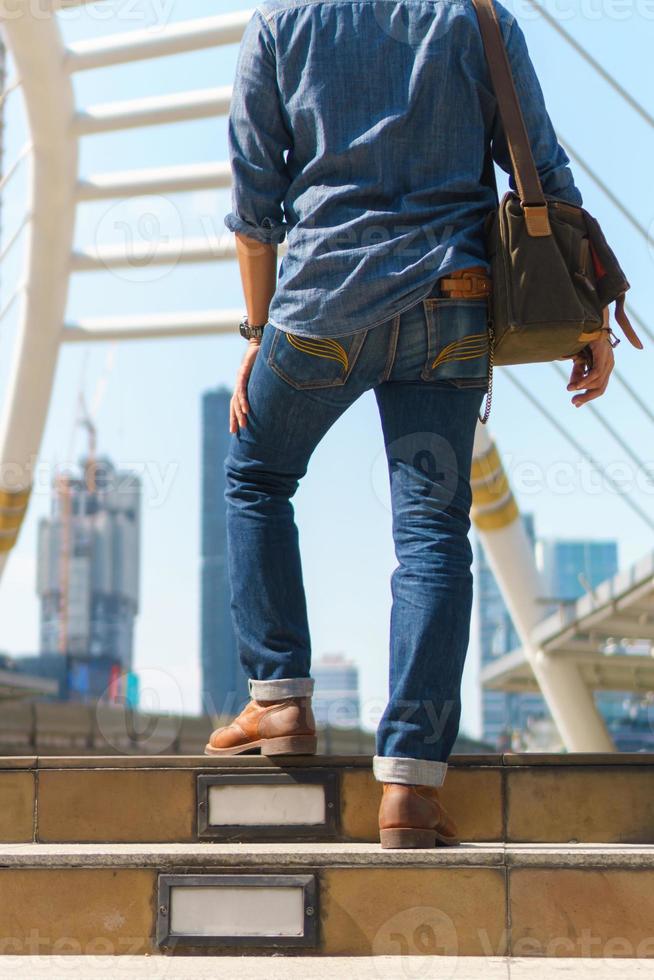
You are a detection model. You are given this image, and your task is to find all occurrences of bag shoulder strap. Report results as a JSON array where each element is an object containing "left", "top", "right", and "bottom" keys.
[{"left": 472, "top": 0, "right": 551, "bottom": 236}]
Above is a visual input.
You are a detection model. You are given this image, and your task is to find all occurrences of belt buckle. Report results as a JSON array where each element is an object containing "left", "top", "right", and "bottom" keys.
[{"left": 439, "top": 270, "right": 491, "bottom": 300}]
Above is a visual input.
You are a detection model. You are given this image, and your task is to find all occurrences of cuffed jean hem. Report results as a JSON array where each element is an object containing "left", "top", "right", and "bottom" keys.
[
  {"left": 248, "top": 677, "right": 315, "bottom": 700},
  {"left": 372, "top": 755, "right": 448, "bottom": 788}
]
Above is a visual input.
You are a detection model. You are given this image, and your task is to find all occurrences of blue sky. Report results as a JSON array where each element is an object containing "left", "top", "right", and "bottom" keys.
[{"left": 0, "top": 0, "right": 652, "bottom": 736}]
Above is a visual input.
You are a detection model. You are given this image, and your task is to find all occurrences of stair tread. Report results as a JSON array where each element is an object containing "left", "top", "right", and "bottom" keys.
[
  {"left": 3, "top": 752, "right": 654, "bottom": 769},
  {"left": 0, "top": 956, "right": 651, "bottom": 978},
  {"left": 2, "top": 841, "right": 654, "bottom": 868}
]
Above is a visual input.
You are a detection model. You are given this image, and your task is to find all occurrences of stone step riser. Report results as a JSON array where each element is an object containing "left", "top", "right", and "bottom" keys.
[
  {"left": 2, "top": 757, "right": 654, "bottom": 844},
  {"left": 2, "top": 852, "right": 654, "bottom": 959}
]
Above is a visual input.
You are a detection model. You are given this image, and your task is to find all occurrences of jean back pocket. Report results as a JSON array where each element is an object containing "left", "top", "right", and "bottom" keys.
[
  {"left": 267, "top": 326, "right": 367, "bottom": 390},
  {"left": 421, "top": 298, "right": 490, "bottom": 388}
]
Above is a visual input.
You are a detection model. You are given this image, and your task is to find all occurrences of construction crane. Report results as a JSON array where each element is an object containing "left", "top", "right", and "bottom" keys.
[{"left": 56, "top": 392, "right": 97, "bottom": 656}]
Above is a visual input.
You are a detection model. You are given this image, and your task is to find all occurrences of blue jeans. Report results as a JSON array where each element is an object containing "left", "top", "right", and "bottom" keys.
[{"left": 224, "top": 282, "right": 489, "bottom": 786}]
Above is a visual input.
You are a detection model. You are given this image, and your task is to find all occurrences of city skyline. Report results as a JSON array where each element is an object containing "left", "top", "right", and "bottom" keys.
[{"left": 0, "top": 0, "right": 651, "bottom": 739}]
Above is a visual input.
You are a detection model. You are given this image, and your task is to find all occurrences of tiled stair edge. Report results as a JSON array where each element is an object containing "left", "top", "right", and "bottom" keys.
[
  {"left": 2, "top": 752, "right": 654, "bottom": 769},
  {"left": 1, "top": 841, "right": 654, "bottom": 868}
]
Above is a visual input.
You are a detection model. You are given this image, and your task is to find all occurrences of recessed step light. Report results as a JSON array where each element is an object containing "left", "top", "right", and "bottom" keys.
[
  {"left": 156, "top": 873, "right": 318, "bottom": 949},
  {"left": 197, "top": 770, "right": 340, "bottom": 840}
]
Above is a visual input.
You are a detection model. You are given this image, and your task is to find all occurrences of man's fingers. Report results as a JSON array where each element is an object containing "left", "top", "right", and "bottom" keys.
[
  {"left": 567, "top": 321, "right": 615, "bottom": 407},
  {"left": 572, "top": 379, "right": 609, "bottom": 406},
  {"left": 568, "top": 355, "right": 587, "bottom": 382},
  {"left": 230, "top": 395, "right": 247, "bottom": 430},
  {"left": 570, "top": 366, "right": 608, "bottom": 391},
  {"left": 237, "top": 380, "right": 250, "bottom": 415},
  {"left": 236, "top": 378, "right": 250, "bottom": 421},
  {"left": 568, "top": 346, "right": 613, "bottom": 404},
  {"left": 232, "top": 370, "right": 252, "bottom": 428},
  {"left": 569, "top": 358, "right": 611, "bottom": 406},
  {"left": 229, "top": 342, "right": 260, "bottom": 431},
  {"left": 573, "top": 390, "right": 602, "bottom": 406}
]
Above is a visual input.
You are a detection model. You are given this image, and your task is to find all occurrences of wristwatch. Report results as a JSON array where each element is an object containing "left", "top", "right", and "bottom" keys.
[{"left": 239, "top": 316, "right": 266, "bottom": 341}]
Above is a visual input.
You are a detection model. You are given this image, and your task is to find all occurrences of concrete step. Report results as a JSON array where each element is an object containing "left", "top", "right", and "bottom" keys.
[
  {"left": 1, "top": 842, "right": 654, "bottom": 957},
  {"left": 1, "top": 753, "right": 654, "bottom": 845},
  {"left": 0, "top": 956, "right": 653, "bottom": 978}
]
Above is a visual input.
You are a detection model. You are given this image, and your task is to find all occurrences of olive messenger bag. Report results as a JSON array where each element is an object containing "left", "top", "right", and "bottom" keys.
[{"left": 470, "top": 0, "right": 643, "bottom": 385}]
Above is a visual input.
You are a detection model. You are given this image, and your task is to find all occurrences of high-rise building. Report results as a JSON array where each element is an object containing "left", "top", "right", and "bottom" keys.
[
  {"left": 536, "top": 538, "right": 618, "bottom": 606},
  {"left": 312, "top": 652, "right": 360, "bottom": 728},
  {"left": 201, "top": 387, "right": 248, "bottom": 717},
  {"left": 36, "top": 455, "right": 141, "bottom": 700}
]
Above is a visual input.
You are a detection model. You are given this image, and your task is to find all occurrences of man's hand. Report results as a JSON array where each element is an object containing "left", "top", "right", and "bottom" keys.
[
  {"left": 230, "top": 339, "right": 261, "bottom": 433},
  {"left": 567, "top": 309, "right": 615, "bottom": 407}
]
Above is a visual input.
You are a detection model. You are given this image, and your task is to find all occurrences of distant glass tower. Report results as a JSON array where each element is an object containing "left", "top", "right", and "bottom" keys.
[
  {"left": 201, "top": 387, "right": 249, "bottom": 717},
  {"left": 36, "top": 456, "right": 141, "bottom": 699},
  {"left": 312, "top": 652, "right": 360, "bottom": 728},
  {"left": 536, "top": 538, "right": 618, "bottom": 605}
]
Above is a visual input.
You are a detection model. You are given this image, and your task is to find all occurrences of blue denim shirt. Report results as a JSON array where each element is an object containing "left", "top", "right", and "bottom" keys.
[{"left": 225, "top": 0, "right": 582, "bottom": 338}]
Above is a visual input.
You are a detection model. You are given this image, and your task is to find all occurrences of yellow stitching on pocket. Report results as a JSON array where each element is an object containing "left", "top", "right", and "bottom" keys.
[
  {"left": 286, "top": 334, "right": 349, "bottom": 366},
  {"left": 435, "top": 340, "right": 488, "bottom": 359},
  {"left": 286, "top": 333, "right": 349, "bottom": 372},
  {"left": 431, "top": 332, "right": 489, "bottom": 370},
  {"left": 433, "top": 332, "right": 488, "bottom": 356},
  {"left": 432, "top": 350, "right": 488, "bottom": 370},
  {"left": 437, "top": 331, "right": 488, "bottom": 350},
  {"left": 432, "top": 343, "right": 488, "bottom": 366}
]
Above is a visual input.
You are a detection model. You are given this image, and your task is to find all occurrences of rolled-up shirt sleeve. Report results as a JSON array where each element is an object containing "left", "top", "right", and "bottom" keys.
[
  {"left": 224, "top": 10, "right": 292, "bottom": 245},
  {"left": 492, "top": 16, "right": 582, "bottom": 207}
]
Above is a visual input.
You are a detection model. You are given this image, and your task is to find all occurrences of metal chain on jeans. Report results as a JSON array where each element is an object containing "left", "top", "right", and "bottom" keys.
[{"left": 478, "top": 316, "right": 494, "bottom": 425}]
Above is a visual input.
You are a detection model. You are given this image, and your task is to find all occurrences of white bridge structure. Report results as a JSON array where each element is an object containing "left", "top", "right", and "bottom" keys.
[{"left": 0, "top": 1, "right": 652, "bottom": 752}]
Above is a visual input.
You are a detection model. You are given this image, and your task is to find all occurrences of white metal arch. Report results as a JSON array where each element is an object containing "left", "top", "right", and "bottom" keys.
[
  {"left": 0, "top": 8, "right": 77, "bottom": 571},
  {"left": 0, "top": 3, "right": 253, "bottom": 567}
]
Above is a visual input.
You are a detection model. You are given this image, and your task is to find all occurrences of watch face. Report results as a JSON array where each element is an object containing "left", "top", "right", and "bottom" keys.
[{"left": 239, "top": 320, "right": 264, "bottom": 339}]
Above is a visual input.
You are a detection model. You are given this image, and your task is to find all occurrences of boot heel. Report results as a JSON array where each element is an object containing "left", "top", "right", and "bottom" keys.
[
  {"left": 380, "top": 827, "right": 437, "bottom": 849},
  {"left": 261, "top": 734, "right": 317, "bottom": 756}
]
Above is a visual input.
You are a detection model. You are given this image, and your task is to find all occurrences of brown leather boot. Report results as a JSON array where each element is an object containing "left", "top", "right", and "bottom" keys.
[
  {"left": 378, "top": 782, "right": 460, "bottom": 848},
  {"left": 204, "top": 696, "right": 317, "bottom": 757}
]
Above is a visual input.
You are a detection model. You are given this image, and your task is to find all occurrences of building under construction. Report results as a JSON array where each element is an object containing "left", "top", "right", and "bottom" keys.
[{"left": 35, "top": 456, "right": 141, "bottom": 700}]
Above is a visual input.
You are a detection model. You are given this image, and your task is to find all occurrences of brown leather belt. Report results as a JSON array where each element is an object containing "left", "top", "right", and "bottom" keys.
[{"left": 438, "top": 265, "right": 492, "bottom": 299}]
